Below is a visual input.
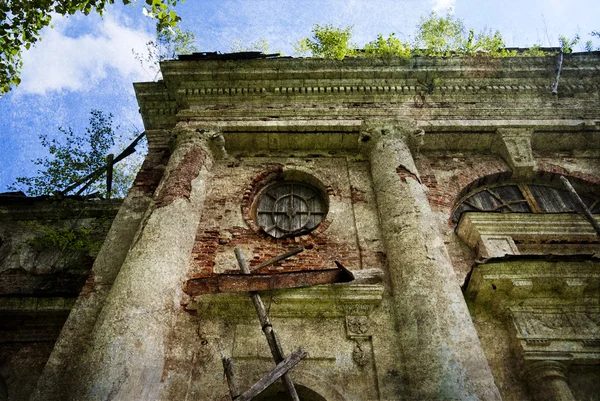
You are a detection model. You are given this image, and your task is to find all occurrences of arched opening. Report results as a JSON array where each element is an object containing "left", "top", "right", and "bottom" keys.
[
  {"left": 252, "top": 383, "right": 327, "bottom": 401},
  {"left": 452, "top": 180, "right": 600, "bottom": 224}
]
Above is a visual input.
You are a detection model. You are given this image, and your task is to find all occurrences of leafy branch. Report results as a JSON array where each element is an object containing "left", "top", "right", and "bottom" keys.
[
  {"left": 0, "top": 0, "right": 182, "bottom": 95},
  {"left": 9, "top": 109, "right": 145, "bottom": 198}
]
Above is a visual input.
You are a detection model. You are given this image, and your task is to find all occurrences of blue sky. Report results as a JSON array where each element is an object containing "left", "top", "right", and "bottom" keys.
[{"left": 1, "top": 0, "right": 599, "bottom": 194}]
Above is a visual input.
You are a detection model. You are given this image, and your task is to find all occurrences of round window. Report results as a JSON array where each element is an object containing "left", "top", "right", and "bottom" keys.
[{"left": 254, "top": 181, "right": 328, "bottom": 238}]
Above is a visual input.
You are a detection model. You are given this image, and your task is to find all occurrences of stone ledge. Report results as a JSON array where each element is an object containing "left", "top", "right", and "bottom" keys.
[
  {"left": 465, "top": 259, "right": 600, "bottom": 308},
  {"left": 457, "top": 213, "right": 600, "bottom": 258},
  {"left": 185, "top": 283, "right": 384, "bottom": 318}
]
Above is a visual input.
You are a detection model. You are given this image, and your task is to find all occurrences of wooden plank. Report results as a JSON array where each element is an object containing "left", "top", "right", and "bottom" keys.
[
  {"left": 234, "top": 248, "right": 300, "bottom": 401},
  {"left": 184, "top": 266, "right": 354, "bottom": 296},
  {"left": 235, "top": 349, "right": 308, "bottom": 401},
  {"left": 222, "top": 357, "right": 240, "bottom": 399},
  {"left": 106, "top": 154, "right": 114, "bottom": 199}
]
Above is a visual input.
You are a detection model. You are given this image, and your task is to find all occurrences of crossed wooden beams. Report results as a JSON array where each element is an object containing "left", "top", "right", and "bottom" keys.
[{"left": 222, "top": 248, "right": 309, "bottom": 401}]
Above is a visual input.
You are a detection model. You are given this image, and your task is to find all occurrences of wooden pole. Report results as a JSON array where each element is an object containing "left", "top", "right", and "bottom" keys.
[
  {"left": 234, "top": 248, "right": 300, "bottom": 401},
  {"left": 560, "top": 176, "right": 600, "bottom": 237},
  {"left": 222, "top": 358, "right": 240, "bottom": 400},
  {"left": 106, "top": 154, "right": 114, "bottom": 198}
]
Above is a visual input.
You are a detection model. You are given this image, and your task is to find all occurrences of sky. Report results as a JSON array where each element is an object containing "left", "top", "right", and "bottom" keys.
[{"left": 1, "top": 0, "right": 599, "bottom": 194}]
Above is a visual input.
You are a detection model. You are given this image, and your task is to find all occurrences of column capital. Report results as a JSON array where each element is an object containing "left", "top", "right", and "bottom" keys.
[
  {"left": 522, "top": 360, "right": 576, "bottom": 401},
  {"left": 171, "top": 124, "right": 227, "bottom": 159},
  {"left": 359, "top": 119, "right": 424, "bottom": 153},
  {"left": 522, "top": 360, "right": 569, "bottom": 383}
]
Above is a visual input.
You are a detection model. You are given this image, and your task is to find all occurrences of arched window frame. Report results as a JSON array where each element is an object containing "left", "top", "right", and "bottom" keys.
[{"left": 453, "top": 183, "right": 600, "bottom": 224}]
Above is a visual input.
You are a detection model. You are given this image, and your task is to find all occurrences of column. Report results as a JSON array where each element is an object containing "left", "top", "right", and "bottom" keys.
[
  {"left": 365, "top": 120, "right": 501, "bottom": 400},
  {"left": 70, "top": 127, "right": 216, "bottom": 400},
  {"left": 523, "top": 361, "right": 575, "bottom": 401},
  {"left": 30, "top": 184, "right": 154, "bottom": 401}
]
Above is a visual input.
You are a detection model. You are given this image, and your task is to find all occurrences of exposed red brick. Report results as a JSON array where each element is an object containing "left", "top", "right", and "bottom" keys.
[{"left": 156, "top": 146, "right": 206, "bottom": 208}]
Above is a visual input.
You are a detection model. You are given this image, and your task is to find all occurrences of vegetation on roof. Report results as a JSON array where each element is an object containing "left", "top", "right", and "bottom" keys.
[{"left": 293, "top": 12, "right": 598, "bottom": 60}]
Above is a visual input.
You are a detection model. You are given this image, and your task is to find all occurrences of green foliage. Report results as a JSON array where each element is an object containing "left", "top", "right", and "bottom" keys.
[
  {"left": 522, "top": 45, "right": 548, "bottom": 56},
  {"left": 584, "top": 31, "right": 599, "bottom": 51},
  {"left": 415, "top": 72, "right": 441, "bottom": 95},
  {"left": 26, "top": 225, "right": 100, "bottom": 253},
  {"left": 413, "top": 12, "right": 509, "bottom": 56},
  {"left": 156, "top": 26, "right": 198, "bottom": 59},
  {"left": 413, "top": 11, "right": 464, "bottom": 55},
  {"left": 297, "top": 13, "right": 515, "bottom": 60},
  {"left": 559, "top": 34, "right": 579, "bottom": 53},
  {"left": 9, "top": 109, "right": 140, "bottom": 198},
  {"left": 364, "top": 33, "right": 410, "bottom": 58},
  {"left": 0, "top": 0, "right": 182, "bottom": 95},
  {"left": 295, "top": 24, "right": 355, "bottom": 59}
]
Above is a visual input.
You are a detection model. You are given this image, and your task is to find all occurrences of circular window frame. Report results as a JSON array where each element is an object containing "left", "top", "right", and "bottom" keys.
[
  {"left": 241, "top": 168, "right": 332, "bottom": 239},
  {"left": 252, "top": 181, "right": 328, "bottom": 238}
]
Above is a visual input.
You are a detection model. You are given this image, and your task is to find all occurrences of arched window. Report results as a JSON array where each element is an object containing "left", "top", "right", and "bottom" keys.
[{"left": 453, "top": 184, "right": 600, "bottom": 224}]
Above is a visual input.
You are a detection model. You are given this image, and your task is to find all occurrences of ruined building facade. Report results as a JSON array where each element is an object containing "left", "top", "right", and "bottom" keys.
[{"left": 1, "top": 53, "right": 599, "bottom": 400}]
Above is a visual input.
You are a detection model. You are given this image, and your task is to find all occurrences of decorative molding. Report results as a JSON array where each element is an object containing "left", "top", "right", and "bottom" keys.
[
  {"left": 173, "top": 84, "right": 600, "bottom": 98},
  {"left": 509, "top": 307, "right": 600, "bottom": 363},
  {"left": 456, "top": 213, "right": 600, "bottom": 259},
  {"left": 496, "top": 128, "right": 535, "bottom": 179},
  {"left": 352, "top": 339, "right": 370, "bottom": 367},
  {"left": 345, "top": 315, "right": 372, "bottom": 367},
  {"left": 346, "top": 315, "right": 371, "bottom": 336},
  {"left": 465, "top": 260, "right": 600, "bottom": 308}
]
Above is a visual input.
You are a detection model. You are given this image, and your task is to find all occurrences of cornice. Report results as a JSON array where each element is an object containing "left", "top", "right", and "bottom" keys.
[{"left": 134, "top": 54, "right": 600, "bottom": 132}]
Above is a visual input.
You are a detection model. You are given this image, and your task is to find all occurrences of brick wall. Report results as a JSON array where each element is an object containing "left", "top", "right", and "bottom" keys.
[{"left": 189, "top": 157, "right": 384, "bottom": 281}]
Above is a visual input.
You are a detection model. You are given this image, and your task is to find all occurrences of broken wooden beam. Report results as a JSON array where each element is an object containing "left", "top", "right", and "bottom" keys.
[
  {"left": 560, "top": 175, "right": 600, "bottom": 237},
  {"left": 234, "top": 248, "right": 300, "bottom": 401},
  {"left": 234, "top": 349, "right": 307, "bottom": 401}
]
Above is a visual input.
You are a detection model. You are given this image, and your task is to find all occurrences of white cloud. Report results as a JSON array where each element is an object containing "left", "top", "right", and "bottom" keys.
[
  {"left": 432, "top": 0, "right": 456, "bottom": 14},
  {"left": 19, "top": 15, "right": 153, "bottom": 94}
]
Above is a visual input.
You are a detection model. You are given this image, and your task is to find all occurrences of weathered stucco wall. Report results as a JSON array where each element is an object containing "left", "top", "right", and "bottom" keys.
[{"left": 0, "top": 196, "right": 121, "bottom": 401}]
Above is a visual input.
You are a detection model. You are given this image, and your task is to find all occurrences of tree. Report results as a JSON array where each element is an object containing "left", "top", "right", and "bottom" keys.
[
  {"left": 413, "top": 11, "right": 464, "bottom": 55},
  {"left": 559, "top": 34, "right": 580, "bottom": 53},
  {"left": 0, "top": 0, "right": 182, "bottom": 95},
  {"left": 413, "top": 12, "right": 507, "bottom": 56},
  {"left": 295, "top": 24, "right": 355, "bottom": 59},
  {"left": 134, "top": 24, "right": 199, "bottom": 81},
  {"left": 9, "top": 109, "right": 144, "bottom": 198},
  {"left": 364, "top": 33, "right": 411, "bottom": 58}
]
